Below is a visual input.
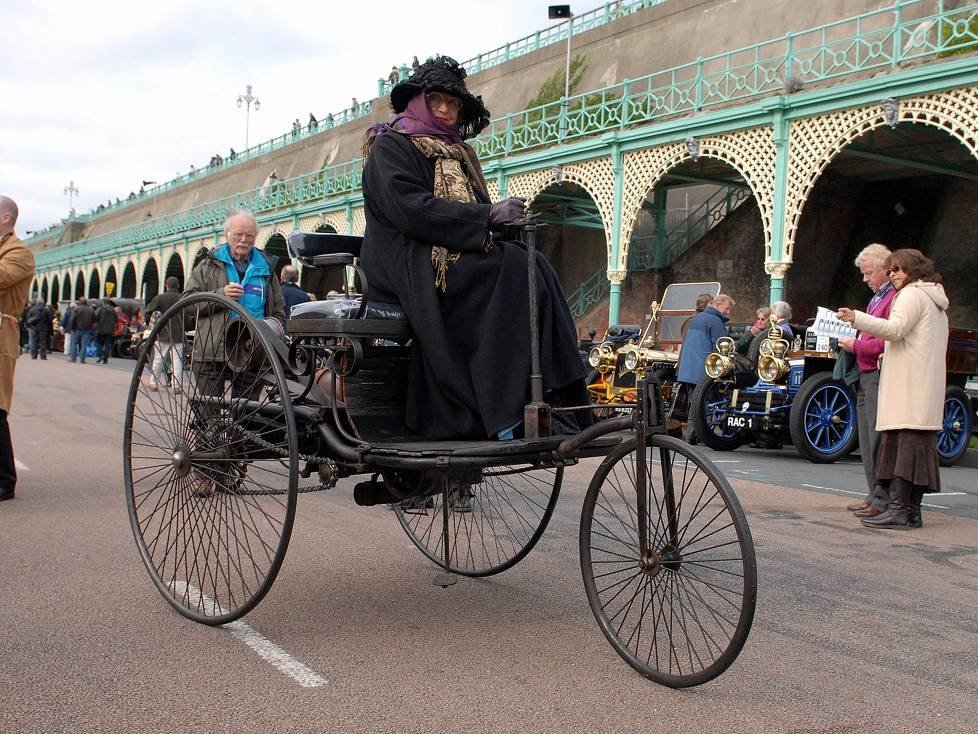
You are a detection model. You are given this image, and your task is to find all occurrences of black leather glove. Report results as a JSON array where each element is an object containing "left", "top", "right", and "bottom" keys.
[{"left": 488, "top": 197, "right": 526, "bottom": 228}]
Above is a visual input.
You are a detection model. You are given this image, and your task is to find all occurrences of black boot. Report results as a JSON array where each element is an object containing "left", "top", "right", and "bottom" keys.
[
  {"left": 862, "top": 476, "right": 910, "bottom": 529},
  {"left": 908, "top": 489, "right": 924, "bottom": 529}
]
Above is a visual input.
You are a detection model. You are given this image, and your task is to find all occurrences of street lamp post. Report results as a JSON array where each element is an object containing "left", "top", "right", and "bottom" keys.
[
  {"left": 64, "top": 180, "right": 79, "bottom": 216},
  {"left": 236, "top": 84, "right": 261, "bottom": 150},
  {"left": 548, "top": 5, "right": 574, "bottom": 140}
]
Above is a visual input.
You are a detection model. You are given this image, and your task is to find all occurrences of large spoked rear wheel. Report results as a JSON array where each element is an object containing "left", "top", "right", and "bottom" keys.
[
  {"left": 124, "top": 293, "right": 298, "bottom": 625},
  {"left": 394, "top": 464, "right": 562, "bottom": 577},
  {"left": 580, "top": 434, "right": 756, "bottom": 687}
]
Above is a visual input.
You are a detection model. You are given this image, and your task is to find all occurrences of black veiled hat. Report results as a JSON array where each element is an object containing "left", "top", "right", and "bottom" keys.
[{"left": 390, "top": 56, "right": 491, "bottom": 139}]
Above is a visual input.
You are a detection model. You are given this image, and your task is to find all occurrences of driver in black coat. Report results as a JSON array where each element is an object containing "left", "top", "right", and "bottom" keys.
[{"left": 359, "top": 56, "right": 588, "bottom": 440}]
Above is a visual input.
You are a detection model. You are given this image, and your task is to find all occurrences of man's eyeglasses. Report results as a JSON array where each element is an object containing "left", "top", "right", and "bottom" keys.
[
  {"left": 887, "top": 265, "right": 903, "bottom": 276},
  {"left": 426, "top": 92, "right": 463, "bottom": 113}
]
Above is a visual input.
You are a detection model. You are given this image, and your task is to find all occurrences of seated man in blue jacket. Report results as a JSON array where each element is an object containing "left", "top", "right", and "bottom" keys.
[{"left": 675, "top": 293, "right": 735, "bottom": 440}]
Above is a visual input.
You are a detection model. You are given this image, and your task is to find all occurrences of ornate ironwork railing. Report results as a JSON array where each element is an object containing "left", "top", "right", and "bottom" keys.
[
  {"left": 568, "top": 268, "right": 611, "bottom": 320},
  {"left": 35, "top": 0, "right": 978, "bottom": 267}
]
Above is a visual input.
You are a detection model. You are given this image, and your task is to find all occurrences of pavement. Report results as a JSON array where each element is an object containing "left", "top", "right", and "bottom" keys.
[{"left": 3, "top": 353, "right": 978, "bottom": 733}]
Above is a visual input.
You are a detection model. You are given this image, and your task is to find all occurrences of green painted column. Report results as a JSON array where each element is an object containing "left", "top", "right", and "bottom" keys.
[
  {"left": 766, "top": 102, "right": 790, "bottom": 305},
  {"left": 608, "top": 143, "right": 625, "bottom": 326}
]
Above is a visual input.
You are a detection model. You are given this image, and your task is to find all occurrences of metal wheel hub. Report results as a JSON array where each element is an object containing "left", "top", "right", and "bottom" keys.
[{"left": 171, "top": 444, "right": 191, "bottom": 478}]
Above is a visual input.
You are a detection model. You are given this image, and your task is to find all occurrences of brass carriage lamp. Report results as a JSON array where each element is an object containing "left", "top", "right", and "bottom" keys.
[
  {"left": 588, "top": 342, "right": 617, "bottom": 374},
  {"left": 757, "top": 316, "right": 791, "bottom": 382},
  {"left": 704, "top": 336, "right": 736, "bottom": 379}
]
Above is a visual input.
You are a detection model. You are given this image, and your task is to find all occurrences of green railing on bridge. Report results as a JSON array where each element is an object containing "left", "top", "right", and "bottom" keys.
[
  {"left": 36, "top": 0, "right": 978, "bottom": 269},
  {"left": 35, "top": 159, "right": 364, "bottom": 268}
]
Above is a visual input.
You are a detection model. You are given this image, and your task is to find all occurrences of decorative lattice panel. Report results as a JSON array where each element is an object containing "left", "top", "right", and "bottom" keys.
[
  {"left": 507, "top": 157, "right": 616, "bottom": 255},
  {"left": 486, "top": 179, "right": 500, "bottom": 202},
  {"left": 620, "top": 126, "right": 776, "bottom": 269},
  {"left": 784, "top": 87, "right": 978, "bottom": 263},
  {"left": 351, "top": 207, "right": 366, "bottom": 236}
]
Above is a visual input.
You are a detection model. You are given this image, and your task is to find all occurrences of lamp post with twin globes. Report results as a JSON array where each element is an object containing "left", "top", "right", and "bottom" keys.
[{"left": 236, "top": 84, "right": 261, "bottom": 150}]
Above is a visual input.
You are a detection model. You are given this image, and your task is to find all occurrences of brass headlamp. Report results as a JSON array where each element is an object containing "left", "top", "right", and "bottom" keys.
[
  {"left": 704, "top": 336, "right": 737, "bottom": 379},
  {"left": 757, "top": 315, "right": 790, "bottom": 382},
  {"left": 621, "top": 344, "right": 673, "bottom": 377},
  {"left": 588, "top": 342, "right": 617, "bottom": 374}
]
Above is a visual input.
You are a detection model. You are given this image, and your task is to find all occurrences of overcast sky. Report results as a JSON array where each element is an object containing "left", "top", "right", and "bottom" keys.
[{"left": 2, "top": 0, "right": 567, "bottom": 236}]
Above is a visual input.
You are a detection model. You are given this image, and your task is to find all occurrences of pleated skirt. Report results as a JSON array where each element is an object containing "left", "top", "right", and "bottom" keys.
[{"left": 874, "top": 429, "right": 941, "bottom": 492}]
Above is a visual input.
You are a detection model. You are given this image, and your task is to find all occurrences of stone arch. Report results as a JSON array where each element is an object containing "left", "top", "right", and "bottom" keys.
[
  {"left": 258, "top": 221, "right": 294, "bottom": 250},
  {"left": 121, "top": 261, "right": 138, "bottom": 299},
  {"left": 74, "top": 270, "right": 86, "bottom": 299},
  {"left": 62, "top": 273, "right": 73, "bottom": 301},
  {"left": 784, "top": 87, "right": 978, "bottom": 264},
  {"left": 104, "top": 264, "right": 118, "bottom": 298},
  {"left": 88, "top": 267, "right": 101, "bottom": 298},
  {"left": 508, "top": 158, "right": 616, "bottom": 258},
  {"left": 142, "top": 257, "right": 160, "bottom": 301},
  {"left": 619, "top": 126, "right": 776, "bottom": 269},
  {"left": 164, "top": 252, "right": 184, "bottom": 289},
  {"left": 40, "top": 277, "right": 48, "bottom": 303},
  {"left": 51, "top": 275, "right": 60, "bottom": 306}
]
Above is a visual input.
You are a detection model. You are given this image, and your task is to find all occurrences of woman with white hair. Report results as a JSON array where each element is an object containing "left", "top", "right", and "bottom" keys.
[{"left": 770, "top": 300, "right": 794, "bottom": 338}]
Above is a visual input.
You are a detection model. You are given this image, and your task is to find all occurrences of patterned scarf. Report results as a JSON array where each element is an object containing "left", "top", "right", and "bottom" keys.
[{"left": 409, "top": 136, "right": 492, "bottom": 291}]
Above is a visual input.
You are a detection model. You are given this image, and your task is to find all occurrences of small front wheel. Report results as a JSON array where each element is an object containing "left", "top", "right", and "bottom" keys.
[
  {"left": 788, "top": 372, "right": 857, "bottom": 463},
  {"left": 580, "top": 434, "right": 757, "bottom": 687},
  {"left": 690, "top": 378, "right": 747, "bottom": 451}
]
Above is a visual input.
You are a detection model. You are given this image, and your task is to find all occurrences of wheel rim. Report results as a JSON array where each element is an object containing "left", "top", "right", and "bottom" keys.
[
  {"left": 938, "top": 395, "right": 969, "bottom": 459},
  {"left": 802, "top": 383, "right": 854, "bottom": 455},
  {"left": 581, "top": 436, "right": 756, "bottom": 686},
  {"left": 394, "top": 464, "right": 562, "bottom": 577},
  {"left": 124, "top": 294, "right": 298, "bottom": 624},
  {"left": 703, "top": 384, "right": 739, "bottom": 440}
]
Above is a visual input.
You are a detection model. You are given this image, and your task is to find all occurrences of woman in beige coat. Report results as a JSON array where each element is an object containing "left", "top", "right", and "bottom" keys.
[{"left": 837, "top": 249, "right": 949, "bottom": 529}]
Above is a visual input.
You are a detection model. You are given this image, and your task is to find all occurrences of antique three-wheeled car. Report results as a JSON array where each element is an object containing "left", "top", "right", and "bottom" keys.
[{"left": 124, "top": 225, "right": 756, "bottom": 687}]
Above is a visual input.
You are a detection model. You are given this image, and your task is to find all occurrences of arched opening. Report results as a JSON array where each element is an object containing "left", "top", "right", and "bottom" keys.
[
  {"left": 165, "top": 252, "right": 185, "bottom": 290},
  {"left": 301, "top": 223, "right": 339, "bottom": 296},
  {"left": 264, "top": 233, "right": 289, "bottom": 279},
  {"left": 142, "top": 258, "right": 160, "bottom": 301},
  {"left": 790, "top": 122, "right": 978, "bottom": 325},
  {"left": 121, "top": 262, "right": 138, "bottom": 299},
  {"left": 40, "top": 278, "right": 49, "bottom": 303},
  {"left": 62, "top": 274, "right": 72, "bottom": 301},
  {"left": 104, "top": 265, "right": 118, "bottom": 298},
  {"left": 620, "top": 157, "right": 763, "bottom": 331},
  {"left": 74, "top": 270, "right": 86, "bottom": 299},
  {"left": 88, "top": 268, "right": 101, "bottom": 299},
  {"left": 529, "top": 182, "right": 607, "bottom": 334},
  {"left": 51, "top": 276, "right": 60, "bottom": 306}
]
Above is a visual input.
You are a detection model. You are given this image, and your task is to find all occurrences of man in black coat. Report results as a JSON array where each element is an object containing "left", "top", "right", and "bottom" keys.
[
  {"left": 144, "top": 276, "right": 184, "bottom": 390},
  {"left": 68, "top": 297, "right": 95, "bottom": 363},
  {"left": 94, "top": 299, "right": 117, "bottom": 363},
  {"left": 25, "top": 298, "right": 52, "bottom": 360}
]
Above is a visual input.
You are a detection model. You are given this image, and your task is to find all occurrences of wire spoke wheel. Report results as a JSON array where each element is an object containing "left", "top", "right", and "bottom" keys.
[
  {"left": 124, "top": 293, "right": 298, "bottom": 625},
  {"left": 393, "top": 464, "right": 562, "bottom": 577},
  {"left": 580, "top": 434, "right": 756, "bottom": 687}
]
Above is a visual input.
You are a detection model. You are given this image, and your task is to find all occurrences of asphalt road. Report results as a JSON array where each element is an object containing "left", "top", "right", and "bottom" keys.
[{"left": 3, "top": 354, "right": 978, "bottom": 733}]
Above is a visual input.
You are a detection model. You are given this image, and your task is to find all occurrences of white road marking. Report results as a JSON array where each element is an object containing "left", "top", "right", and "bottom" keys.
[
  {"left": 174, "top": 582, "right": 328, "bottom": 688},
  {"left": 922, "top": 502, "right": 950, "bottom": 509},
  {"left": 802, "top": 484, "right": 862, "bottom": 496},
  {"left": 14, "top": 459, "right": 29, "bottom": 471}
]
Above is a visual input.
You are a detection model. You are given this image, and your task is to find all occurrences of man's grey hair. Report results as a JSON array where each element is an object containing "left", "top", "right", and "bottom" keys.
[
  {"left": 223, "top": 208, "right": 257, "bottom": 235},
  {"left": 854, "top": 243, "right": 890, "bottom": 269},
  {"left": 0, "top": 195, "right": 18, "bottom": 225},
  {"left": 771, "top": 300, "right": 792, "bottom": 320},
  {"left": 713, "top": 293, "right": 736, "bottom": 308},
  {"left": 280, "top": 264, "right": 300, "bottom": 283}
]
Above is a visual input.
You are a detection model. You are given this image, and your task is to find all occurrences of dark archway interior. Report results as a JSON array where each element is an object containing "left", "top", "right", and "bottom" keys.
[
  {"left": 51, "top": 277, "right": 60, "bottom": 306},
  {"left": 62, "top": 276, "right": 72, "bottom": 301},
  {"left": 88, "top": 269, "right": 101, "bottom": 299},
  {"left": 789, "top": 122, "right": 978, "bottom": 326},
  {"left": 121, "top": 263, "right": 138, "bottom": 299},
  {"left": 165, "top": 253, "right": 185, "bottom": 289},
  {"left": 40, "top": 280, "right": 48, "bottom": 303},
  {"left": 74, "top": 271, "right": 85, "bottom": 299},
  {"left": 104, "top": 266, "right": 118, "bottom": 298},
  {"left": 264, "top": 233, "right": 289, "bottom": 280},
  {"left": 142, "top": 259, "right": 160, "bottom": 301}
]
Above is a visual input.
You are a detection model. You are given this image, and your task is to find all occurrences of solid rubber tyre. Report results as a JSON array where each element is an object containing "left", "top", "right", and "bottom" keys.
[{"left": 580, "top": 434, "right": 757, "bottom": 687}]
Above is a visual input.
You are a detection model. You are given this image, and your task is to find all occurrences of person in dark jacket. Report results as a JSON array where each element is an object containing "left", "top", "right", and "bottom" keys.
[
  {"left": 359, "top": 56, "right": 588, "bottom": 440},
  {"left": 94, "top": 299, "right": 117, "bottom": 363},
  {"left": 68, "top": 297, "right": 95, "bottom": 363},
  {"left": 279, "top": 265, "right": 310, "bottom": 318},
  {"left": 25, "top": 298, "right": 52, "bottom": 360},
  {"left": 144, "top": 276, "right": 184, "bottom": 390}
]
